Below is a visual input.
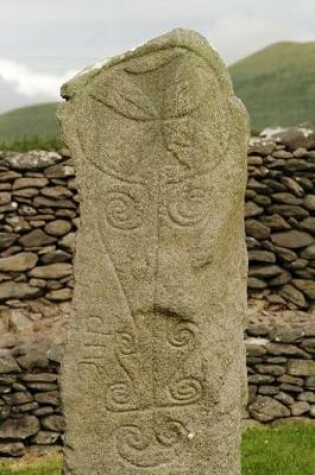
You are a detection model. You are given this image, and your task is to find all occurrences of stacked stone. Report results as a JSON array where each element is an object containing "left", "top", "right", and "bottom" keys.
[
  {"left": 1, "top": 125, "right": 315, "bottom": 311},
  {"left": 246, "top": 126, "right": 315, "bottom": 309},
  {"left": 0, "top": 326, "right": 314, "bottom": 457},
  {"left": 0, "top": 149, "right": 78, "bottom": 305},
  {"left": 246, "top": 314, "right": 315, "bottom": 424},
  {"left": 0, "top": 340, "right": 63, "bottom": 456}
]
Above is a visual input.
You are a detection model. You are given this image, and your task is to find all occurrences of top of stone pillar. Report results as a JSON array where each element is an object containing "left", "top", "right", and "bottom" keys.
[
  {"left": 61, "top": 28, "right": 235, "bottom": 99},
  {"left": 58, "top": 28, "right": 248, "bottom": 186}
]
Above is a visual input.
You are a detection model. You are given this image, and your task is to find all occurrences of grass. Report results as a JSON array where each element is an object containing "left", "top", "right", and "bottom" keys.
[
  {"left": 0, "top": 423, "right": 314, "bottom": 474},
  {"left": 0, "top": 103, "right": 59, "bottom": 144},
  {"left": 0, "top": 449, "right": 61, "bottom": 475},
  {"left": 242, "top": 422, "right": 315, "bottom": 475},
  {"left": 230, "top": 41, "right": 315, "bottom": 131},
  {"left": 0, "top": 136, "right": 63, "bottom": 152}
]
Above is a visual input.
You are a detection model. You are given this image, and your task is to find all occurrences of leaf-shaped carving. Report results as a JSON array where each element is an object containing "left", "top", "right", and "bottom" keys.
[
  {"left": 163, "top": 54, "right": 211, "bottom": 118},
  {"left": 124, "top": 48, "right": 184, "bottom": 74},
  {"left": 89, "top": 71, "right": 158, "bottom": 121}
]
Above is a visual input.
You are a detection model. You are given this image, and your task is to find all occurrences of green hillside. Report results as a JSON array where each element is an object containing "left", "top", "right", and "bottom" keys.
[
  {"left": 230, "top": 41, "right": 315, "bottom": 131},
  {"left": 0, "top": 41, "right": 314, "bottom": 146},
  {"left": 0, "top": 102, "right": 59, "bottom": 145}
]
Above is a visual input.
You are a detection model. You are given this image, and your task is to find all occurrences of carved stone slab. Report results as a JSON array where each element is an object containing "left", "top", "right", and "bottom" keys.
[{"left": 58, "top": 29, "right": 249, "bottom": 475}]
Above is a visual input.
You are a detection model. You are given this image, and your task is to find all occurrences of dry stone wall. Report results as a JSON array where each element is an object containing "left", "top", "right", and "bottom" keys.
[
  {"left": 247, "top": 125, "right": 315, "bottom": 309},
  {"left": 0, "top": 149, "right": 77, "bottom": 305},
  {"left": 1, "top": 126, "right": 315, "bottom": 310},
  {"left": 0, "top": 124, "right": 315, "bottom": 454},
  {"left": 0, "top": 316, "right": 315, "bottom": 456},
  {"left": 246, "top": 309, "right": 315, "bottom": 424}
]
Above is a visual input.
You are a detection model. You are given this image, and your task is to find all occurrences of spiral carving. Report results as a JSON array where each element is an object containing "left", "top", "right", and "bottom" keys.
[
  {"left": 167, "top": 321, "right": 197, "bottom": 348},
  {"left": 115, "top": 420, "right": 187, "bottom": 468},
  {"left": 117, "top": 425, "right": 150, "bottom": 451},
  {"left": 156, "top": 419, "right": 188, "bottom": 446},
  {"left": 117, "top": 332, "right": 137, "bottom": 355},
  {"left": 116, "top": 424, "right": 169, "bottom": 468},
  {"left": 167, "top": 189, "right": 209, "bottom": 227},
  {"left": 107, "top": 381, "right": 132, "bottom": 407},
  {"left": 169, "top": 377, "right": 202, "bottom": 404},
  {"left": 105, "top": 191, "right": 142, "bottom": 230}
]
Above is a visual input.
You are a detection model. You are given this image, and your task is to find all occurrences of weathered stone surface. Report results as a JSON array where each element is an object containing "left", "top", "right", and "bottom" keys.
[
  {"left": 249, "top": 396, "right": 290, "bottom": 422},
  {"left": 247, "top": 278, "right": 267, "bottom": 289},
  {"left": 5, "top": 152, "right": 60, "bottom": 170},
  {"left": 41, "top": 415, "right": 64, "bottom": 432},
  {"left": 288, "top": 360, "right": 315, "bottom": 376},
  {"left": 304, "top": 195, "right": 315, "bottom": 211},
  {"left": 0, "top": 442, "right": 25, "bottom": 457},
  {"left": 19, "top": 229, "right": 56, "bottom": 248},
  {"left": 301, "top": 217, "right": 315, "bottom": 234},
  {"left": 275, "top": 392, "right": 295, "bottom": 406},
  {"left": 59, "top": 232, "right": 75, "bottom": 252},
  {"left": 247, "top": 250, "right": 276, "bottom": 263},
  {"left": 0, "top": 350, "right": 21, "bottom": 374},
  {"left": 0, "top": 416, "right": 40, "bottom": 440},
  {"left": 40, "top": 249, "right": 71, "bottom": 264},
  {"left": 279, "top": 284, "right": 307, "bottom": 308},
  {"left": 0, "top": 282, "right": 41, "bottom": 300},
  {"left": 248, "top": 138, "right": 276, "bottom": 156},
  {"left": 290, "top": 401, "right": 310, "bottom": 416},
  {"left": 29, "top": 263, "right": 73, "bottom": 280},
  {"left": 33, "top": 196, "right": 76, "bottom": 209},
  {"left": 281, "top": 177, "right": 304, "bottom": 197},
  {"left": 31, "top": 431, "right": 60, "bottom": 445},
  {"left": 0, "top": 191, "right": 11, "bottom": 205},
  {"left": 292, "top": 279, "right": 315, "bottom": 299},
  {"left": 268, "top": 205, "right": 309, "bottom": 218},
  {"left": 245, "top": 220, "right": 270, "bottom": 240},
  {"left": 272, "top": 193, "right": 302, "bottom": 205},
  {"left": 41, "top": 185, "right": 73, "bottom": 199},
  {"left": 46, "top": 288, "right": 72, "bottom": 301},
  {"left": 269, "top": 270, "right": 291, "bottom": 286},
  {"left": 274, "top": 246, "right": 297, "bottom": 262},
  {"left": 261, "top": 125, "right": 315, "bottom": 151},
  {"left": 34, "top": 390, "right": 60, "bottom": 406},
  {"left": 0, "top": 252, "right": 38, "bottom": 272},
  {"left": 260, "top": 214, "right": 290, "bottom": 230},
  {"left": 0, "top": 232, "right": 19, "bottom": 249},
  {"left": 44, "top": 163, "right": 75, "bottom": 179},
  {"left": 59, "top": 29, "right": 249, "bottom": 475},
  {"left": 249, "top": 265, "right": 282, "bottom": 279},
  {"left": 13, "top": 177, "right": 48, "bottom": 190},
  {"left": 44, "top": 219, "right": 72, "bottom": 237},
  {"left": 301, "top": 244, "right": 315, "bottom": 260},
  {"left": 245, "top": 201, "right": 263, "bottom": 218},
  {"left": 22, "top": 373, "right": 58, "bottom": 383},
  {"left": 271, "top": 230, "right": 313, "bottom": 249}
]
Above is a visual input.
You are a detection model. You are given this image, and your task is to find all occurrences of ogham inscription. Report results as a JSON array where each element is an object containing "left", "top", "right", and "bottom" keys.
[{"left": 59, "top": 29, "right": 249, "bottom": 475}]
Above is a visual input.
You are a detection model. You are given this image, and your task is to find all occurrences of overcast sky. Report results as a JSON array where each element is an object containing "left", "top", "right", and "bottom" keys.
[{"left": 0, "top": 0, "right": 314, "bottom": 112}]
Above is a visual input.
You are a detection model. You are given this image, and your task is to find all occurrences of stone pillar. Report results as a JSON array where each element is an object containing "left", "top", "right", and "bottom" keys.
[{"left": 58, "top": 29, "right": 249, "bottom": 475}]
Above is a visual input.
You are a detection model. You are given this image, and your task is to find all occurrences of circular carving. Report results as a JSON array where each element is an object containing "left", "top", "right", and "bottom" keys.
[
  {"left": 170, "top": 377, "right": 202, "bottom": 404},
  {"left": 167, "top": 189, "right": 209, "bottom": 227},
  {"left": 108, "top": 381, "right": 132, "bottom": 406},
  {"left": 156, "top": 420, "right": 188, "bottom": 446},
  {"left": 117, "top": 425, "right": 150, "bottom": 451},
  {"left": 118, "top": 332, "right": 137, "bottom": 355},
  {"left": 105, "top": 191, "right": 142, "bottom": 230},
  {"left": 167, "top": 322, "right": 197, "bottom": 348}
]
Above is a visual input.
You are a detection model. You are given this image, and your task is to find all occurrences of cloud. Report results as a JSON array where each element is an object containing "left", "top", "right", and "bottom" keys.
[
  {"left": 209, "top": 16, "right": 291, "bottom": 64},
  {"left": 0, "top": 58, "right": 76, "bottom": 100}
]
